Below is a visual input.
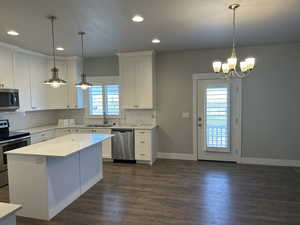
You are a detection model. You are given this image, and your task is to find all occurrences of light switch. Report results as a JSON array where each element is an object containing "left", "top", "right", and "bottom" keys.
[{"left": 182, "top": 112, "right": 190, "bottom": 118}]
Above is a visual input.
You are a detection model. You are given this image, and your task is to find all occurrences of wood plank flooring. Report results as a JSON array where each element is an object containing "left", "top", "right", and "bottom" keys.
[{"left": 0, "top": 159, "right": 300, "bottom": 225}]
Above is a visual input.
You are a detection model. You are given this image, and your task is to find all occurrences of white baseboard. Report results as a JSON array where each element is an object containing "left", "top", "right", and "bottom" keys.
[
  {"left": 157, "top": 152, "right": 195, "bottom": 160},
  {"left": 239, "top": 157, "right": 300, "bottom": 167}
]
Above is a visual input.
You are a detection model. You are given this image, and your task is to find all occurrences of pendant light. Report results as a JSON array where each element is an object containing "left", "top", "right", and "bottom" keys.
[
  {"left": 75, "top": 32, "right": 92, "bottom": 90},
  {"left": 44, "top": 16, "right": 66, "bottom": 88},
  {"left": 212, "top": 4, "right": 256, "bottom": 78}
]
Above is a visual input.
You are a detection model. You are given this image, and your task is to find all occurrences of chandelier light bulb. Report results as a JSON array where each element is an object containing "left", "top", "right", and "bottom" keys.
[
  {"left": 222, "top": 63, "right": 230, "bottom": 74},
  {"left": 245, "top": 57, "right": 255, "bottom": 70},
  {"left": 240, "top": 61, "right": 248, "bottom": 72},
  {"left": 227, "top": 57, "right": 237, "bottom": 70},
  {"left": 50, "top": 82, "right": 61, "bottom": 88},
  {"left": 212, "top": 61, "right": 222, "bottom": 73}
]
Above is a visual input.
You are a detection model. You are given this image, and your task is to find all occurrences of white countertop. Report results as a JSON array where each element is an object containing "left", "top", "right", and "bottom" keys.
[
  {"left": 5, "top": 134, "right": 113, "bottom": 157},
  {"left": 0, "top": 202, "right": 21, "bottom": 219},
  {"left": 17, "top": 124, "right": 157, "bottom": 134}
]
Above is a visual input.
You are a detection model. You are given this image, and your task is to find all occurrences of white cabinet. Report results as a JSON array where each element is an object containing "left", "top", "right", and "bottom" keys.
[
  {"left": 55, "top": 128, "right": 72, "bottom": 137},
  {"left": 0, "top": 46, "right": 14, "bottom": 88},
  {"left": 118, "top": 51, "right": 155, "bottom": 109},
  {"left": 135, "top": 129, "right": 157, "bottom": 164},
  {"left": 73, "top": 128, "right": 112, "bottom": 159},
  {"left": 13, "top": 52, "right": 31, "bottom": 111},
  {"left": 30, "top": 130, "right": 55, "bottom": 144},
  {"left": 67, "top": 59, "right": 84, "bottom": 109},
  {"left": 47, "top": 60, "right": 68, "bottom": 109},
  {"left": 29, "top": 55, "right": 49, "bottom": 110}
]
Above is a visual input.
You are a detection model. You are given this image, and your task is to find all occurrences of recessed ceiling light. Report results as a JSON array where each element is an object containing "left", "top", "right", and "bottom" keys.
[
  {"left": 152, "top": 38, "right": 160, "bottom": 44},
  {"left": 7, "top": 30, "right": 19, "bottom": 36},
  {"left": 132, "top": 15, "right": 144, "bottom": 23},
  {"left": 56, "top": 47, "right": 64, "bottom": 51}
]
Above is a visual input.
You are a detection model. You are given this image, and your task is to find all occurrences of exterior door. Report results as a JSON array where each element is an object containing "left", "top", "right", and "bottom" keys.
[{"left": 197, "top": 79, "right": 238, "bottom": 161}]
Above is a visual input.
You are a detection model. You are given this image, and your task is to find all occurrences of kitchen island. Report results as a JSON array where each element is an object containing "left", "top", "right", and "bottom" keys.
[{"left": 5, "top": 134, "right": 113, "bottom": 221}]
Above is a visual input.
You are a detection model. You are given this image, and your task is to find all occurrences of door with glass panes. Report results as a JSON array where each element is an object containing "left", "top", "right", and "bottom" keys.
[{"left": 197, "top": 79, "right": 237, "bottom": 161}]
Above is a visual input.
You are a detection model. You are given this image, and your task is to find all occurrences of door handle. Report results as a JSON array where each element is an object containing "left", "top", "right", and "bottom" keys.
[{"left": 198, "top": 117, "right": 202, "bottom": 127}]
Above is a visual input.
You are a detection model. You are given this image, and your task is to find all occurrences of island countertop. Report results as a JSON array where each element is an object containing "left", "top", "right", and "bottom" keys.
[{"left": 5, "top": 134, "right": 113, "bottom": 157}]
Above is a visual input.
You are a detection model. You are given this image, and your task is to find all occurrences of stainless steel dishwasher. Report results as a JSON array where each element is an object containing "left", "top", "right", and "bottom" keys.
[{"left": 111, "top": 129, "right": 135, "bottom": 162}]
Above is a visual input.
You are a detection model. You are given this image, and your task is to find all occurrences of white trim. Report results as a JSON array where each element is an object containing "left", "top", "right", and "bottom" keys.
[
  {"left": 157, "top": 152, "right": 195, "bottom": 161},
  {"left": 192, "top": 73, "right": 242, "bottom": 162},
  {"left": 117, "top": 50, "right": 155, "bottom": 57},
  {"left": 239, "top": 157, "right": 300, "bottom": 167}
]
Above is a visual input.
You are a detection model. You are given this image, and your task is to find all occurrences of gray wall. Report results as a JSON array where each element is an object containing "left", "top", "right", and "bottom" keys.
[
  {"left": 83, "top": 42, "right": 300, "bottom": 160},
  {"left": 157, "top": 42, "right": 300, "bottom": 160},
  {"left": 84, "top": 56, "right": 119, "bottom": 76}
]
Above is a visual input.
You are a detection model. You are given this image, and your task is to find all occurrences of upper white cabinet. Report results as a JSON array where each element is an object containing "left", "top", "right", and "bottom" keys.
[
  {"left": 13, "top": 52, "right": 32, "bottom": 111},
  {"left": 67, "top": 59, "right": 84, "bottom": 109},
  {"left": 0, "top": 46, "right": 14, "bottom": 88},
  {"left": 47, "top": 59, "right": 69, "bottom": 109},
  {"left": 29, "top": 55, "right": 49, "bottom": 110},
  {"left": 118, "top": 51, "right": 156, "bottom": 109}
]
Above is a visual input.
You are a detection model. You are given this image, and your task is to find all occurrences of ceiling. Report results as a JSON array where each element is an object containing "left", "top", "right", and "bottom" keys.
[{"left": 0, "top": 0, "right": 299, "bottom": 57}]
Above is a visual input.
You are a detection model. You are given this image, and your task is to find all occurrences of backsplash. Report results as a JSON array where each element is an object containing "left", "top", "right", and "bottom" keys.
[{"left": 0, "top": 110, "right": 57, "bottom": 131}]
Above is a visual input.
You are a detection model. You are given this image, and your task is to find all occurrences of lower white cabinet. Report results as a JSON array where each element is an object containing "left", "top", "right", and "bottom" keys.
[
  {"left": 55, "top": 128, "right": 72, "bottom": 137},
  {"left": 135, "top": 129, "right": 157, "bottom": 164},
  {"left": 72, "top": 128, "right": 112, "bottom": 159},
  {"left": 30, "top": 130, "right": 55, "bottom": 144}
]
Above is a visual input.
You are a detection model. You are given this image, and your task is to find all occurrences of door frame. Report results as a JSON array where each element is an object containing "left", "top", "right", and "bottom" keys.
[{"left": 192, "top": 73, "right": 242, "bottom": 162}]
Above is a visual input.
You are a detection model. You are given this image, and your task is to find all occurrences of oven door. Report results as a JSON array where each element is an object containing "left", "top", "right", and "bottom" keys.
[
  {"left": 0, "top": 89, "right": 20, "bottom": 111},
  {"left": 0, "top": 136, "right": 30, "bottom": 171}
]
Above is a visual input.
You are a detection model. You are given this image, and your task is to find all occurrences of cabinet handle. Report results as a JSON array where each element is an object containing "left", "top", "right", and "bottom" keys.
[
  {"left": 134, "top": 105, "right": 139, "bottom": 108},
  {"left": 140, "top": 154, "right": 145, "bottom": 156},
  {"left": 140, "top": 141, "right": 145, "bottom": 144},
  {"left": 0, "top": 84, "right": 4, "bottom": 88}
]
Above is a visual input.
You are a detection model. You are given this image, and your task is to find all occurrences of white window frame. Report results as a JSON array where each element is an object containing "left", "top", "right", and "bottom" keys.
[{"left": 84, "top": 76, "right": 120, "bottom": 119}]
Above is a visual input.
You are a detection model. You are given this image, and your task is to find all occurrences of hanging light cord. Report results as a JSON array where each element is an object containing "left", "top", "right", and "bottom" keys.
[
  {"left": 50, "top": 16, "right": 56, "bottom": 68},
  {"left": 232, "top": 7, "right": 237, "bottom": 57}
]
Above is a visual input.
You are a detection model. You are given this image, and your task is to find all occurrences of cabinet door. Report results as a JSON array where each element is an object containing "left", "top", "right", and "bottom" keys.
[
  {"left": 29, "top": 56, "right": 49, "bottom": 110},
  {"left": 67, "top": 60, "right": 84, "bottom": 109},
  {"left": 0, "top": 46, "right": 14, "bottom": 88},
  {"left": 135, "top": 130, "right": 151, "bottom": 160},
  {"left": 119, "top": 56, "right": 136, "bottom": 108},
  {"left": 47, "top": 60, "right": 68, "bottom": 109},
  {"left": 13, "top": 52, "right": 31, "bottom": 111},
  {"left": 135, "top": 56, "right": 153, "bottom": 108}
]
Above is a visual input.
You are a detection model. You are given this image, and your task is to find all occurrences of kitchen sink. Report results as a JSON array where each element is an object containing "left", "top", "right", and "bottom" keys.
[{"left": 85, "top": 124, "right": 114, "bottom": 128}]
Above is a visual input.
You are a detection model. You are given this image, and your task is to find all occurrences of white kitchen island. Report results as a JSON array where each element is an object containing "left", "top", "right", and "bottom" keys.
[{"left": 5, "top": 134, "right": 113, "bottom": 221}]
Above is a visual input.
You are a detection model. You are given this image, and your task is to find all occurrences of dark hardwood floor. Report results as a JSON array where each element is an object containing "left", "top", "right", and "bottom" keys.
[{"left": 1, "top": 159, "right": 300, "bottom": 225}]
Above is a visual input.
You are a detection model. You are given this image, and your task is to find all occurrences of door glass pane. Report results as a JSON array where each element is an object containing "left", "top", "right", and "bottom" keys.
[{"left": 206, "top": 87, "right": 229, "bottom": 148}]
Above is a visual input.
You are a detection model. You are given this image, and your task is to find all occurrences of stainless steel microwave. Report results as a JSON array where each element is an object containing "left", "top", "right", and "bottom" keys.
[{"left": 0, "top": 89, "right": 19, "bottom": 111}]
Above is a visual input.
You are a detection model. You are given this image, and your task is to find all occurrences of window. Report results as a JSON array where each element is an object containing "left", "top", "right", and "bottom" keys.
[
  {"left": 88, "top": 84, "right": 120, "bottom": 116},
  {"left": 205, "top": 87, "right": 229, "bottom": 149}
]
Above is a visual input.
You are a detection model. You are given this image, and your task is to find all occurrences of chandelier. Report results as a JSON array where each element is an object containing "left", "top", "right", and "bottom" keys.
[{"left": 212, "top": 4, "right": 255, "bottom": 78}]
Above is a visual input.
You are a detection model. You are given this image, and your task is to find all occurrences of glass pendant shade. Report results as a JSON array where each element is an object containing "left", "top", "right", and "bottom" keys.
[
  {"left": 213, "top": 61, "right": 222, "bottom": 73},
  {"left": 245, "top": 57, "right": 255, "bottom": 70},
  {"left": 227, "top": 57, "right": 237, "bottom": 70},
  {"left": 222, "top": 63, "right": 230, "bottom": 74},
  {"left": 44, "top": 67, "right": 66, "bottom": 88},
  {"left": 75, "top": 74, "right": 92, "bottom": 90},
  {"left": 240, "top": 61, "right": 247, "bottom": 72}
]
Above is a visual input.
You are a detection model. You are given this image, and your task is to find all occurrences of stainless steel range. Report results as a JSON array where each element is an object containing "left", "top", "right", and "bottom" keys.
[{"left": 0, "top": 119, "right": 30, "bottom": 187}]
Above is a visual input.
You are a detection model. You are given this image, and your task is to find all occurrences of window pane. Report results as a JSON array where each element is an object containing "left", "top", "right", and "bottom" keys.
[
  {"left": 105, "top": 85, "right": 120, "bottom": 115},
  {"left": 206, "top": 87, "right": 229, "bottom": 148},
  {"left": 89, "top": 86, "right": 103, "bottom": 115}
]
